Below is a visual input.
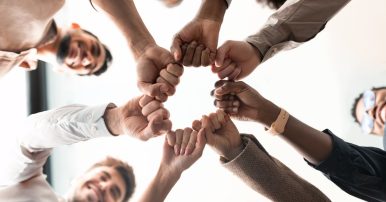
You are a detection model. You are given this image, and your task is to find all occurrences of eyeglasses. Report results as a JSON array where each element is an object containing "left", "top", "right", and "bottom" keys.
[{"left": 361, "top": 90, "right": 376, "bottom": 134}]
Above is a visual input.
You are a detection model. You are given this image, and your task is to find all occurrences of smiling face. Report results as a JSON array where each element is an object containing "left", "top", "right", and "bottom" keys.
[
  {"left": 70, "top": 166, "right": 126, "bottom": 202},
  {"left": 56, "top": 29, "right": 107, "bottom": 75},
  {"left": 355, "top": 88, "right": 386, "bottom": 136}
]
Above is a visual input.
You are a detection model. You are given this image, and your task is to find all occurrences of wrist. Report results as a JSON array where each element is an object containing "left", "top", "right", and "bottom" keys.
[
  {"left": 158, "top": 163, "right": 182, "bottom": 183},
  {"left": 131, "top": 40, "right": 157, "bottom": 59},
  {"left": 255, "top": 100, "right": 281, "bottom": 128},
  {"left": 196, "top": 0, "right": 227, "bottom": 22},
  {"left": 104, "top": 106, "right": 122, "bottom": 136},
  {"left": 221, "top": 138, "right": 244, "bottom": 161}
]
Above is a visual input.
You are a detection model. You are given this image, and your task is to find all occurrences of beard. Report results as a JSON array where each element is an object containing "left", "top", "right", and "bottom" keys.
[{"left": 56, "top": 34, "right": 72, "bottom": 65}]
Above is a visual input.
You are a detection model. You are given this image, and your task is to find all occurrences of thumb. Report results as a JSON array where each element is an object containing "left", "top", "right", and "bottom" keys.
[
  {"left": 171, "top": 35, "right": 183, "bottom": 61},
  {"left": 137, "top": 82, "right": 169, "bottom": 98},
  {"left": 215, "top": 42, "right": 231, "bottom": 67},
  {"left": 215, "top": 81, "right": 246, "bottom": 96},
  {"left": 196, "top": 128, "right": 207, "bottom": 151}
]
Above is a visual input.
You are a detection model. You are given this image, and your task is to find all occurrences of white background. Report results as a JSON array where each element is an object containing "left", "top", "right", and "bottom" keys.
[{"left": 2, "top": 0, "right": 385, "bottom": 201}]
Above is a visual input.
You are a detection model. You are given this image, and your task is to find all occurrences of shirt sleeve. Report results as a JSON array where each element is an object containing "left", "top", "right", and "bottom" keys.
[
  {"left": 221, "top": 134, "right": 330, "bottom": 202},
  {"left": 1, "top": 103, "right": 115, "bottom": 185},
  {"left": 246, "top": 0, "right": 350, "bottom": 62},
  {"left": 306, "top": 129, "right": 386, "bottom": 202}
]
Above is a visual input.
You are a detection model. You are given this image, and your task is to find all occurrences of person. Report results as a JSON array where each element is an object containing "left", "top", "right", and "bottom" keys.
[
  {"left": 0, "top": 2, "right": 113, "bottom": 77},
  {"left": 0, "top": 95, "right": 172, "bottom": 201},
  {"left": 352, "top": 86, "right": 386, "bottom": 149},
  {"left": 186, "top": 110, "right": 329, "bottom": 201},
  {"left": 139, "top": 127, "right": 206, "bottom": 202},
  {"left": 211, "top": 0, "right": 351, "bottom": 80},
  {"left": 212, "top": 80, "right": 386, "bottom": 201}
]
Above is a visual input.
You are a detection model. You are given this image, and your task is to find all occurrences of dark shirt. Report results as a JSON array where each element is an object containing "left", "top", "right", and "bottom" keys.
[{"left": 306, "top": 129, "right": 386, "bottom": 202}]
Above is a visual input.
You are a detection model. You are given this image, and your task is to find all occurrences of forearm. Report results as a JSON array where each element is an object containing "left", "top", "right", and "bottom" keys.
[
  {"left": 258, "top": 102, "right": 333, "bottom": 165},
  {"left": 138, "top": 165, "right": 181, "bottom": 202},
  {"left": 196, "top": 0, "right": 227, "bottom": 22},
  {"left": 92, "top": 0, "right": 156, "bottom": 58},
  {"left": 222, "top": 135, "right": 330, "bottom": 202}
]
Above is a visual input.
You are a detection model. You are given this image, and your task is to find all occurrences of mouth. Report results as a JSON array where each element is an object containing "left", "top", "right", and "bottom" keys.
[
  {"left": 377, "top": 102, "right": 386, "bottom": 125},
  {"left": 87, "top": 182, "right": 103, "bottom": 202}
]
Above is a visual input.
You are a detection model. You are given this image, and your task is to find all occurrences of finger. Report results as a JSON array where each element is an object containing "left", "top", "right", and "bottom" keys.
[
  {"left": 222, "top": 107, "right": 239, "bottom": 115},
  {"left": 166, "top": 130, "right": 176, "bottom": 147},
  {"left": 185, "top": 130, "right": 197, "bottom": 155},
  {"left": 171, "top": 35, "right": 183, "bottom": 61},
  {"left": 174, "top": 129, "right": 183, "bottom": 155},
  {"left": 212, "top": 58, "right": 232, "bottom": 73},
  {"left": 209, "top": 112, "right": 221, "bottom": 130},
  {"left": 156, "top": 77, "right": 176, "bottom": 96},
  {"left": 216, "top": 109, "right": 227, "bottom": 126},
  {"left": 214, "top": 80, "right": 229, "bottom": 88},
  {"left": 215, "top": 41, "right": 232, "bottom": 67},
  {"left": 181, "top": 43, "right": 188, "bottom": 62},
  {"left": 215, "top": 81, "right": 247, "bottom": 96},
  {"left": 192, "top": 44, "right": 204, "bottom": 67},
  {"left": 192, "top": 120, "right": 202, "bottom": 131},
  {"left": 155, "top": 93, "right": 168, "bottom": 103},
  {"left": 167, "top": 63, "right": 184, "bottom": 77},
  {"left": 195, "top": 128, "right": 207, "bottom": 151},
  {"left": 147, "top": 108, "right": 170, "bottom": 121},
  {"left": 182, "top": 41, "right": 197, "bottom": 66},
  {"left": 227, "top": 67, "right": 241, "bottom": 80},
  {"left": 201, "top": 48, "right": 211, "bottom": 67},
  {"left": 160, "top": 69, "right": 180, "bottom": 86},
  {"left": 181, "top": 127, "right": 192, "bottom": 155},
  {"left": 139, "top": 95, "right": 154, "bottom": 107},
  {"left": 214, "top": 100, "right": 239, "bottom": 109},
  {"left": 201, "top": 116, "right": 214, "bottom": 145},
  {"left": 142, "top": 100, "right": 163, "bottom": 116},
  {"left": 138, "top": 81, "right": 169, "bottom": 98},
  {"left": 142, "top": 116, "right": 172, "bottom": 140},
  {"left": 218, "top": 63, "right": 236, "bottom": 79}
]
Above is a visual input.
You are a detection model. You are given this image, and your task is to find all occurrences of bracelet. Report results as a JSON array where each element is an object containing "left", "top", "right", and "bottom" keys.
[{"left": 267, "top": 108, "right": 289, "bottom": 135}]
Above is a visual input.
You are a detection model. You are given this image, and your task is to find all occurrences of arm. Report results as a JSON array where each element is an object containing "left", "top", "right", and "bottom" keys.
[
  {"left": 171, "top": 0, "right": 228, "bottom": 67},
  {"left": 2, "top": 95, "right": 171, "bottom": 185},
  {"left": 200, "top": 110, "right": 329, "bottom": 201},
  {"left": 213, "top": 80, "right": 386, "bottom": 201},
  {"left": 139, "top": 128, "right": 206, "bottom": 202},
  {"left": 214, "top": 0, "right": 350, "bottom": 80},
  {"left": 91, "top": 0, "right": 183, "bottom": 101}
]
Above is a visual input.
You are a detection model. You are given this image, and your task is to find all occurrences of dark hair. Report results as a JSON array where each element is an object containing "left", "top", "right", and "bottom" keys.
[
  {"left": 81, "top": 29, "right": 113, "bottom": 76},
  {"left": 351, "top": 86, "right": 386, "bottom": 124},
  {"left": 89, "top": 156, "right": 136, "bottom": 202},
  {"left": 258, "top": 0, "right": 286, "bottom": 10}
]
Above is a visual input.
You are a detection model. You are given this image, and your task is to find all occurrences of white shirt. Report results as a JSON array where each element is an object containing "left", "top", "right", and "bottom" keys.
[{"left": 0, "top": 103, "right": 115, "bottom": 202}]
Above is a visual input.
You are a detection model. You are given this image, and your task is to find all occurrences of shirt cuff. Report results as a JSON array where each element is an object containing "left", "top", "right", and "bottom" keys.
[{"left": 87, "top": 103, "right": 117, "bottom": 138}]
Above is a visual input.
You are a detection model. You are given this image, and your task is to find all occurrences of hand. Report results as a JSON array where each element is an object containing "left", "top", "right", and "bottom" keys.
[
  {"left": 137, "top": 45, "right": 183, "bottom": 102},
  {"left": 162, "top": 127, "right": 206, "bottom": 174},
  {"left": 195, "top": 110, "right": 243, "bottom": 160},
  {"left": 104, "top": 95, "right": 172, "bottom": 141},
  {"left": 212, "top": 80, "right": 279, "bottom": 126},
  {"left": 213, "top": 40, "right": 261, "bottom": 80},
  {"left": 171, "top": 19, "right": 221, "bottom": 67}
]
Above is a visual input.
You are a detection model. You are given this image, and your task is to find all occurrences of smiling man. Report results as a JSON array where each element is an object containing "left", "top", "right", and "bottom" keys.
[{"left": 352, "top": 87, "right": 386, "bottom": 148}]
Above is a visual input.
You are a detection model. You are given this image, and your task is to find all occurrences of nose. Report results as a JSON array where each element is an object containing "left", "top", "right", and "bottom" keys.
[{"left": 367, "top": 105, "right": 377, "bottom": 119}]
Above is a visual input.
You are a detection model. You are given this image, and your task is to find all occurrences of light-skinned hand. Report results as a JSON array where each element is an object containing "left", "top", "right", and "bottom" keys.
[{"left": 213, "top": 40, "right": 261, "bottom": 80}]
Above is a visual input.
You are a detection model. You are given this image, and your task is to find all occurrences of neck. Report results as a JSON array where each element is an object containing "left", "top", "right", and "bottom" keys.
[{"left": 36, "top": 28, "right": 64, "bottom": 65}]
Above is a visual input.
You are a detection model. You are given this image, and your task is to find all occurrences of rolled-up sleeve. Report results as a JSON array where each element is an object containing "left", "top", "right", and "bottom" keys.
[
  {"left": 306, "top": 129, "right": 386, "bottom": 202},
  {"left": 246, "top": 0, "right": 350, "bottom": 62}
]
